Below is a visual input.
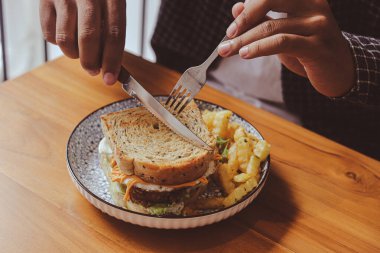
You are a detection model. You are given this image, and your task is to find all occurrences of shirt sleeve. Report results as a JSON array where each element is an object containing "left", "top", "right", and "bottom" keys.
[{"left": 337, "top": 32, "right": 380, "bottom": 106}]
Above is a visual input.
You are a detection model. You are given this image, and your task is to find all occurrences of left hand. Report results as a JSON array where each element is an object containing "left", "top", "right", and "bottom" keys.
[{"left": 217, "top": 0, "right": 355, "bottom": 97}]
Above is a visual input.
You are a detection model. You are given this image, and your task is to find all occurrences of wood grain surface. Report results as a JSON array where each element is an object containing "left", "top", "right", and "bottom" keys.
[{"left": 0, "top": 53, "right": 379, "bottom": 253}]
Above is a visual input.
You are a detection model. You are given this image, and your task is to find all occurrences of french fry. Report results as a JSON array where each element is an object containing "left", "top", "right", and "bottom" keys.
[
  {"left": 233, "top": 127, "right": 246, "bottom": 142},
  {"left": 227, "top": 143, "right": 239, "bottom": 174},
  {"left": 217, "top": 163, "right": 235, "bottom": 194},
  {"left": 227, "top": 122, "right": 240, "bottom": 139},
  {"left": 246, "top": 155, "right": 261, "bottom": 179},
  {"left": 248, "top": 133, "right": 259, "bottom": 142},
  {"left": 202, "top": 110, "right": 216, "bottom": 131},
  {"left": 212, "top": 110, "right": 232, "bottom": 138},
  {"left": 202, "top": 108, "right": 269, "bottom": 209},
  {"left": 233, "top": 173, "right": 252, "bottom": 183},
  {"left": 254, "top": 140, "right": 271, "bottom": 161},
  {"left": 236, "top": 137, "right": 252, "bottom": 171},
  {"left": 223, "top": 177, "right": 258, "bottom": 207}
]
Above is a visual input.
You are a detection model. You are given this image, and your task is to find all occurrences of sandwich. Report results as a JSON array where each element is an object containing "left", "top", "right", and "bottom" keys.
[{"left": 98, "top": 101, "right": 217, "bottom": 216}]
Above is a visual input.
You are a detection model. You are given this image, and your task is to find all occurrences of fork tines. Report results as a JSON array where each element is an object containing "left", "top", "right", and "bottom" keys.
[{"left": 165, "top": 84, "right": 192, "bottom": 114}]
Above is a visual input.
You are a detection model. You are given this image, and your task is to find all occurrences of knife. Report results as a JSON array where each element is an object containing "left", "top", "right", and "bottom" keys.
[{"left": 118, "top": 67, "right": 212, "bottom": 151}]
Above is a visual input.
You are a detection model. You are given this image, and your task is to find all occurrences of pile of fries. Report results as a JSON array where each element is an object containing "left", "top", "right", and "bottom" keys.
[{"left": 202, "top": 109, "right": 271, "bottom": 207}]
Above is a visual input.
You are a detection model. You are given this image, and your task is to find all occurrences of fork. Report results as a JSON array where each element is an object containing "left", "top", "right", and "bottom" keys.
[{"left": 165, "top": 35, "right": 228, "bottom": 114}]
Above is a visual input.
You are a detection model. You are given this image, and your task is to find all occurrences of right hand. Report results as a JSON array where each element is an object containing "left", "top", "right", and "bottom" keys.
[
  {"left": 218, "top": 0, "right": 355, "bottom": 98},
  {"left": 39, "top": 0, "right": 126, "bottom": 85}
]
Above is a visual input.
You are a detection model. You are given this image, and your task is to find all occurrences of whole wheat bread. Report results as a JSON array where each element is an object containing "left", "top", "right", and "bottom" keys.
[{"left": 100, "top": 100, "right": 216, "bottom": 185}]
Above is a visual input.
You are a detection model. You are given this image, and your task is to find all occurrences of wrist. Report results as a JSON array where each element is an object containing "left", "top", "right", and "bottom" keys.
[{"left": 324, "top": 33, "right": 356, "bottom": 98}]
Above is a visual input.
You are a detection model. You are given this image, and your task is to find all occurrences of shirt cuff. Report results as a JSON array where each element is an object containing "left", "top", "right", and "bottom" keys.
[{"left": 330, "top": 32, "right": 378, "bottom": 105}]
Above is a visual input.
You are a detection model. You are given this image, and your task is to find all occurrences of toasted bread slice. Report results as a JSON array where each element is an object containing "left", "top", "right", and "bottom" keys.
[{"left": 100, "top": 100, "right": 216, "bottom": 185}]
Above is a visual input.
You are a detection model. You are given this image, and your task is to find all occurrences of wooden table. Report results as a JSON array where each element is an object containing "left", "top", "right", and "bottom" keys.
[{"left": 0, "top": 53, "right": 379, "bottom": 252}]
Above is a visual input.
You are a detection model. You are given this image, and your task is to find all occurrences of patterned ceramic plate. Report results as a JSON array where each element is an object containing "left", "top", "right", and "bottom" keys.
[{"left": 66, "top": 96, "right": 270, "bottom": 229}]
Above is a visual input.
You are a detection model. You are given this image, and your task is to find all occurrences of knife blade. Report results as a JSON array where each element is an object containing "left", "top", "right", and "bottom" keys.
[{"left": 118, "top": 67, "right": 212, "bottom": 151}]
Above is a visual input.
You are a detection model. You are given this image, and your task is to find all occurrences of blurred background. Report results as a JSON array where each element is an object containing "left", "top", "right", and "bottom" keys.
[
  {"left": 0, "top": 0, "right": 160, "bottom": 81},
  {"left": 0, "top": 0, "right": 286, "bottom": 121},
  {"left": 0, "top": 0, "right": 289, "bottom": 119}
]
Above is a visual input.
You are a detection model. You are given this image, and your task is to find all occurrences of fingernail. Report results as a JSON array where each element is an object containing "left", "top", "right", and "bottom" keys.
[
  {"left": 239, "top": 46, "right": 249, "bottom": 58},
  {"left": 226, "top": 22, "right": 237, "bottom": 38},
  {"left": 103, "top": 72, "right": 116, "bottom": 85},
  {"left": 218, "top": 41, "right": 232, "bottom": 56},
  {"left": 88, "top": 69, "right": 100, "bottom": 76}
]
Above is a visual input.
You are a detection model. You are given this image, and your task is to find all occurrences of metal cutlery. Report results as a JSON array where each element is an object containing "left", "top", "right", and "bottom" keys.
[
  {"left": 165, "top": 35, "right": 228, "bottom": 114},
  {"left": 118, "top": 67, "right": 212, "bottom": 151}
]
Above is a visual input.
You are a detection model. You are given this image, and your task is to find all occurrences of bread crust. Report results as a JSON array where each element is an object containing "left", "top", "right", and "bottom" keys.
[{"left": 101, "top": 115, "right": 134, "bottom": 175}]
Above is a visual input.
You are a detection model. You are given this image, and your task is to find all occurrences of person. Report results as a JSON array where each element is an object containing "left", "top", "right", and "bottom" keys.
[{"left": 39, "top": 0, "right": 380, "bottom": 160}]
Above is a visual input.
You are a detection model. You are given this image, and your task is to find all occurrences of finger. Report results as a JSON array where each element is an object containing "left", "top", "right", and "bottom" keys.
[
  {"left": 232, "top": 2, "right": 244, "bottom": 19},
  {"left": 102, "top": 0, "right": 126, "bottom": 85},
  {"left": 219, "top": 17, "right": 314, "bottom": 57},
  {"left": 239, "top": 34, "right": 310, "bottom": 59},
  {"left": 77, "top": 0, "right": 102, "bottom": 75},
  {"left": 55, "top": 0, "right": 79, "bottom": 58},
  {"left": 40, "top": 0, "right": 56, "bottom": 44},
  {"left": 227, "top": 0, "right": 270, "bottom": 38},
  {"left": 227, "top": 0, "right": 313, "bottom": 39}
]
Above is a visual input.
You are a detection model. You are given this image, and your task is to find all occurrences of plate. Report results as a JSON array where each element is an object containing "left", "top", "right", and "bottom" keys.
[{"left": 66, "top": 96, "right": 270, "bottom": 229}]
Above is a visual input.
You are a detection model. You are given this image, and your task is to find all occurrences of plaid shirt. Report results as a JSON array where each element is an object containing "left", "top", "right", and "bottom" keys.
[{"left": 151, "top": 0, "right": 380, "bottom": 159}]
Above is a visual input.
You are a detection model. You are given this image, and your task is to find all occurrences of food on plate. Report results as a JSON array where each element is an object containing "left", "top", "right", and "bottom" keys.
[
  {"left": 99, "top": 101, "right": 217, "bottom": 216},
  {"left": 202, "top": 109, "right": 271, "bottom": 207},
  {"left": 98, "top": 101, "right": 270, "bottom": 216}
]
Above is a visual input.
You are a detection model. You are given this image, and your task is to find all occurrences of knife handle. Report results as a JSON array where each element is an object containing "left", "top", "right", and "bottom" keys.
[{"left": 118, "top": 67, "right": 131, "bottom": 84}]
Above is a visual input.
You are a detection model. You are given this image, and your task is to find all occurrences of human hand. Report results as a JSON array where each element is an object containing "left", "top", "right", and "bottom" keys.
[
  {"left": 218, "top": 0, "right": 355, "bottom": 97},
  {"left": 40, "top": 0, "right": 126, "bottom": 85}
]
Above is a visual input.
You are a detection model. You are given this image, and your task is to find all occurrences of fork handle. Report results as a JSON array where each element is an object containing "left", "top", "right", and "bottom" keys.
[{"left": 200, "top": 35, "right": 229, "bottom": 69}]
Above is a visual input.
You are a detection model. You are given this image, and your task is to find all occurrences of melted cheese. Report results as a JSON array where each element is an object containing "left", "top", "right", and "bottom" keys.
[{"left": 110, "top": 159, "right": 127, "bottom": 183}]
